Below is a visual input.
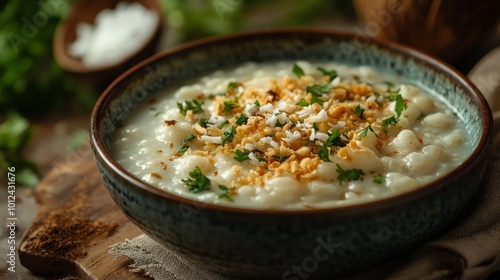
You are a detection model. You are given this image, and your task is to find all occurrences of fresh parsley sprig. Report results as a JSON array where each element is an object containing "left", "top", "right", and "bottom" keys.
[
  {"left": 353, "top": 104, "right": 365, "bottom": 120},
  {"left": 221, "top": 125, "right": 236, "bottom": 146},
  {"left": 177, "top": 100, "right": 204, "bottom": 115},
  {"left": 182, "top": 166, "right": 211, "bottom": 193},
  {"left": 318, "top": 128, "right": 345, "bottom": 162},
  {"left": 292, "top": 64, "right": 305, "bottom": 78},
  {"left": 306, "top": 83, "right": 330, "bottom": 105},
  {"left": 336, "top": 164, "right": 364, "bottom": 184},
  {"left": 218, "top": 185, "right": 235, "bottom": 201},
  {"left": 317, "top": 67, "right": 338, "bottom": 81}
]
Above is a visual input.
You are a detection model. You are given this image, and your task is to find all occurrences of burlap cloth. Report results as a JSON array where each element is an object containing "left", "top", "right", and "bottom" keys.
[{"left": 109, "top": 47, "right": 500, "bottom": 280}]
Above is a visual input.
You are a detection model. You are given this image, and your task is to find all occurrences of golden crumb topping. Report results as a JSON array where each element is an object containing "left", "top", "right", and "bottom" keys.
[{"left": 173, "top": 64, "right": 407, "bottom": 188}]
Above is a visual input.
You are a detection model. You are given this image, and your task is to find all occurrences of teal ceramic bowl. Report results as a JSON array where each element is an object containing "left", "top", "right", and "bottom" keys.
[{"left": 90, "top": 30, "right": 493, "bottom": 279}]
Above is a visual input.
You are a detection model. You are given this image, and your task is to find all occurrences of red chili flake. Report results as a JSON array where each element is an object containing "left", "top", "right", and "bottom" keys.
[
  {"left": 196, "top": 94, "right": 205, "bottom": 100},
  {"left": 164, "top": 120, "right": 177, "bottom": 126}
]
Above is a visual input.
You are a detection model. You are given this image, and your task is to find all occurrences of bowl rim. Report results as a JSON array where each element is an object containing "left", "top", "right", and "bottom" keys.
[
  {"left": 53, "top": 0, "right": 163, "bottom": 73},
  {"left": 90, "top": 28, "right": 494, "bottom": 216}
]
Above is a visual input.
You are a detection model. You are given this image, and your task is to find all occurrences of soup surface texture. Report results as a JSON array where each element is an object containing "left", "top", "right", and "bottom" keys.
[{"left": 113, "top": 61, "right": 472, "bottom": 210}]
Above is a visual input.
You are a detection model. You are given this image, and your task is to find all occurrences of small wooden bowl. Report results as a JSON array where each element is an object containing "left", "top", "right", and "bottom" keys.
[{"left": 53, "top": 0, "right": 163, "bottom": 90}]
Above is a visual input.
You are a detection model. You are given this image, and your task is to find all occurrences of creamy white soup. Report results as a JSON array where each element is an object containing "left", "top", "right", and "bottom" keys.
[{"left": 112, "top": 61, "right": 472, "bottom": 210}]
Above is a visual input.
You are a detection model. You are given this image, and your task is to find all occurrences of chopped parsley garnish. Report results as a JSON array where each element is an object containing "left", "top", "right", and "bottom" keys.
[
  {"left": 154, "top": 111, "right": 162, "bottom": 117},
  {"left": 292, "top": 63, "right": 305, "bottom": 78},
  {"left": 395, "top": 94, "right": 407, "bottom": 118},
  {"left": 380, "top": 94, "right": 407, "bottom": 134},
  {"left": 312, "top": 122, "right": 320, "bottom": 131},
  {"left": 272, "top": 154, "right": 289, "bottom": 163},
  {"left": 235, "top": 114, "right": 248, "bottom": 125},
  {"left": 384, "top": 81, "right": 394, "bottom": 88},
  {"left": 336, "top": 164, "right": 364, "bottom": 184},
  {"left": 385, "top": 88, "right": 401, "bottom": 101},
  {"left": 198, "top": 118, "right": 210, "bottom": 128},
  {"left": 373, "top": 174, "right": 385, "bottom": 184},
  {"left": 182, "top": 166, "right": 211, "bottom": 193},
  {"left": 182, "top": 134, "right": 196, "bottom": 143},
  {"left": 296, "top": 98, "right": 310, "bottom": 107},
  {"left": 223, "top": 99, "right": 239, "bottom": 113},
  {"left": 317, "top": 67, "right": 338, "bottom": 81},
  {"left": 177, "top": 145, "right": 189, "bottom": 154},
  {"left": 227, "top": 82, "right": 238, "bottom": 90},
  {"left": 353, "top": 104, "right": 365, "bottom": 120},
  {"left": 359, "top": 125, "right": 375, "bottom": 138},
  {"left": 318, "top": 128, "right": 343, "bottom": 162},
  {"left": 217, "top": 185, "right": 235, "bottom": 201},
  {"left": 254, "top": 100, "right": 261, "bottom": 106},
  {"left": 233, "top": 149, "right": 251, "bottom": 162},
  {"left": 177, "top": 100, "right": 204, "bottom": 115},
  {"left": 382, "top": 115, "right": 398, "bottom": 127},
  {"left": 221, "top": 125, "right": 236, "bottom": 146},
  {"left": 149, "top": 107, "right": 156, "bottom": 111},
  {"left": 218, "top": 120, "right": 229, "bottom": 129},
  {"left": 306, "top": 83, "right": 330, "bottom": 105},
  {"left": 275, "top": 120, "right": 286, "bottom": 128}
]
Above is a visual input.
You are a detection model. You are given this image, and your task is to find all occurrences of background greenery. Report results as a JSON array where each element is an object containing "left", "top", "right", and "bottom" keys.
[{"left": 0, "top": 0, "right": 355, "bottom": 186}]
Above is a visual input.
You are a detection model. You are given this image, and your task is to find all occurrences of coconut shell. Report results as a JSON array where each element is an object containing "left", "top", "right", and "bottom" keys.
[{"left": 354, "top": 0, "right": 500, "bottom": 62}]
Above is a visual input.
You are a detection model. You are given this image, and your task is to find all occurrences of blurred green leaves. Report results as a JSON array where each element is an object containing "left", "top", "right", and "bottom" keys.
[
  {"left": 0, "top": 0, "right": 94, "bottom": 117},
  {"left": 0, "top": 113, "right": 39, "bottom": 186}
]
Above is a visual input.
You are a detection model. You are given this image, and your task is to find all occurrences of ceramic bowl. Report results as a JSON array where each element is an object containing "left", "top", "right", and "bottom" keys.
[
  {"left": 53, "top": 0, "right": 163, "bottom": 90},
  {"left": 90, "top": 30, "right": 493, "bottom": 279}
]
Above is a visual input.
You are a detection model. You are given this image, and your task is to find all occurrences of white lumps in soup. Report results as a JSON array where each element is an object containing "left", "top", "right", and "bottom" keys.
[{"left": 112, "top": 61, "right": 473, "bottom": 210}]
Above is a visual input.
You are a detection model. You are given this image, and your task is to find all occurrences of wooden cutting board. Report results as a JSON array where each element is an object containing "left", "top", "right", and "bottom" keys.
[{"left": 18, "top": 143, "right": 146, "bottom": 279}]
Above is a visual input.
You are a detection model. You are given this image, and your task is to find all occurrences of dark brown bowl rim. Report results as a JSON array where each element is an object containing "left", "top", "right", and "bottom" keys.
[
  {"left": 90, "top": 28, "right": 493, "bottom": 216},
  {"left": 53, "top": 0, "right": 163, "bottom": 74}
]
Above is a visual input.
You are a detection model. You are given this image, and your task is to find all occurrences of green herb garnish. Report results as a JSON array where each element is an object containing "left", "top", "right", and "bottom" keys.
[
  {"left": 317, "top": 67, "right": 338, "bottom": 81},
  {"left": 221, "top": 125, "right": 236, "bottom": 146},
  {"left": 272, "top": 154, "right": 289, "bottom": 163},
  {"left": 383, "top": 81, "right": 394, "bottom": 88},
  {"left": 318, "top": 128, "right": 343, "bottom": 162},
  {"left": 227, "top": 82, "right": 238, "bottom": 90},
  {"left": 296, "top": 98, "right": 309, "bottom": 107},
  {"left": 336, "top": 164, "right": 364, "bottom": 184},
  {"left": 306, "top": 83, "right": 330, "bottom": 105},
  {"left": 177, "top": 145, "right": 189, "bottom": 155},
  {"left": 223, "top": 99, "right": 239, "bottom": 113},
  {"left": 182, "top": 166, "right": 211, "bottom": 193},
  {"left": 312, "top": 122, "right": 320, "bottom": 131},
  {"left": 218, "top": 185, "right": 235, "bottom": 201},
  {"left": 177, "top": 100, "right": 204, "bottom": 115},
  {"left": 235, "top": 114, "right": 248, "bottom": 125},
  {"left": 218, "top": 120, "right": 230, "bottom": 129},
  {"left": 373, "top": 174, "right": 385, "bottom": 184},
  {"left": 359, "top": 125, "right": 375, "bottom": 138},
  {"left": 385, "top": 88, "right": 401, "bottom": 101},
  {"left": 198, "top": 118, "right": 210, "bottom": 128},
  {"left": 183, "top": 134, "right": 196, "bottom": 143},
  {"left": 254, "top": 100, "right": 261, "bottom": 106},
  {"left": 233, "top": 149, "right": 251, "bottom": 162},
  {"left": 292, "top": 63, "right": 305, "bottom": 78},
  {"left": 395, "top": 94, "right": 407, "bottom": 118},
  {"left": 353, "top": 104, "right": 365, "bottom": 120}
]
